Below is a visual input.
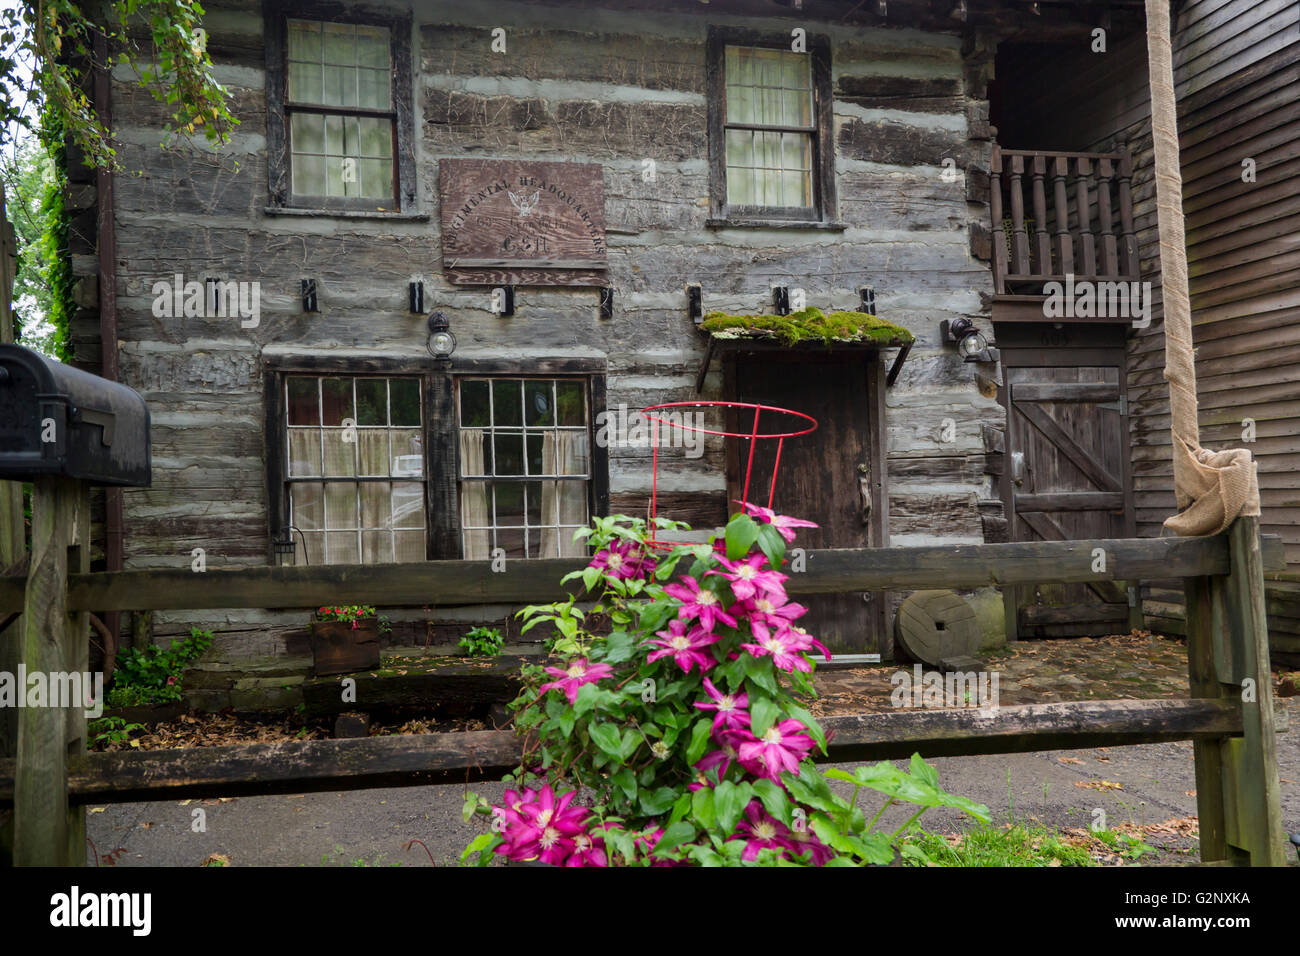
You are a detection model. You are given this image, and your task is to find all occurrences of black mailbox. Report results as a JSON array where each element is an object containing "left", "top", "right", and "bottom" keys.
[{"left": 0, "top": 344, "right": 151, "bottom": 486}]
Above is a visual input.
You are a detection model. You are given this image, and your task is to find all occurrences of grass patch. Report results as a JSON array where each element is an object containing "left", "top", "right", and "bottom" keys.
[
  {"left": 700, "top": 307, "right": 914, "bottom": 347},
  {"left": 901, "top": 822, "right": 1097, "bottom": 867}
]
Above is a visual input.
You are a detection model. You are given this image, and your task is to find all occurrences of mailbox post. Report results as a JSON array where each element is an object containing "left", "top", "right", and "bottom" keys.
[{"left": 0, "top": 345, "right": 150, "bottom": 866}]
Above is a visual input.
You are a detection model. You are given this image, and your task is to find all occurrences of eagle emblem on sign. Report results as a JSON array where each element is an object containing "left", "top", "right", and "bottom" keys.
[{"left": 508, "top": 188, "right": 541, "bottom": 218}]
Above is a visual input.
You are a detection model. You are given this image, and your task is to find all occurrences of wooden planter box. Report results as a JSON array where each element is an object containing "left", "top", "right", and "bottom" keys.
[{"left": 310, "top": 619, "right": 381, "bottom": 676}]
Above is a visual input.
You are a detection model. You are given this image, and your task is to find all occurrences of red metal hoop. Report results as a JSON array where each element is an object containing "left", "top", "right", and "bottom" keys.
[{"left": 639, "top": 401, "right": 818, "bottom": 549}]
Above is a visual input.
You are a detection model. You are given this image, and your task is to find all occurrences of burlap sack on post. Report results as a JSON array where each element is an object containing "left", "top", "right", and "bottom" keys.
[
  {"left": 1146, "top": 0, "right": 1262, "bottom": 537},
  {"left": 1163, "top": 437, "right": 1261, "bottom": 537}
]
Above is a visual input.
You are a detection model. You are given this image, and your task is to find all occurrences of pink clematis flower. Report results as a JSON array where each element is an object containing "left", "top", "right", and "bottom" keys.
[
  {"left": 508, "top": 785, "right": 592, "bottom": 865},
  {"left": 589, "top": 538, "right": 656, "bottom": 581},
  {"left": 565, "top": 830, "right": 608, "bottom": 867},
  {"left": 693, "top": 677, "right": 751, "bottom": 734},
  {"left": 539, "top": 657, "right": 614, "bottom": 705},
  {"left": 745, "top": 590, "right": 808, "bottom": 630},
  {"left": 741, "top": 630, "right": 813, "bottom": 674},
  {"left": 735, "top": 719, "right": 816, "bottom": 780},
  {"left": 740, "top": 502, "right": 819, "bottom": 543},
  {"left": 781, "top": 624, "right": 833, "bottom": 662},
  {"left": 786, "top": 825, "right": 836, "bottom": 866},
  {"left": 646, "top": 619, "right": 720, "bottom": 673},
  {"left": 706, "top": 553, "right": 788, "bottom": 602},
  {"left": 663, "top": 576, "right": 738, "bottom": 632},
  {"left": 734, "top": 801, "right": 795, "bottom": 861},
  {"left": 694, "top": 735, "right": 743, "bottom": 781}
]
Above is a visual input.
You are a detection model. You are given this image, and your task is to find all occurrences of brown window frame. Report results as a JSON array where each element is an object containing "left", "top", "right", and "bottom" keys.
[
  {"left": 706, "top": 26, "right": 837, "bottom": 227},
  {"left": 263, "top": 0, "right": 417, "bottom": 215},
  {"left": 263, "top": 356, "right": 610, "bottom": 566}
]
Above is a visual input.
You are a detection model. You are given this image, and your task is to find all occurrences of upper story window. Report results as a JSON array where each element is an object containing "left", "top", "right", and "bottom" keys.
[
  {"left": 724, "top": 47, "right": 814, "bottom": 208},
  {"left": 265, "top": 4, "right": 415, "bottom": 214},
  {"left": 286, "top": 20, "right": 395, "bottom": 203},
  {"left": 707, "top": 28, "right": 836, "bottom": 226}
]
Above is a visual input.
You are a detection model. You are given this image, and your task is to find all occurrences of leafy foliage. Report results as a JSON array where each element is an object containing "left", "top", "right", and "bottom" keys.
[
  {"left": 87, "top": 714, "right": 144, "bottom": 747},
  {"left": 459, "top": 626, "right": 505, "bottom": 658},
  {"left": 461, "top": 511, "right": 987, "bottom": 866},
  {"left": 107, "top": 626, "right": 212, "bottom": 707},
  {"left": 0, "top": 1, "right": 238, "bottom": 168},
  {"left": 313, "top": 605, "right": 377, "bottom": 627},
  {"left": 0, "top": 128, "right": 66, "bottom": 355}
]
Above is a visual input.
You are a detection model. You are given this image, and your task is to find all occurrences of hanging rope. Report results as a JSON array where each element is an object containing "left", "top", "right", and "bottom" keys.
[{"left": 1144, "top": 0, "right": 1259, "bottom": 537}]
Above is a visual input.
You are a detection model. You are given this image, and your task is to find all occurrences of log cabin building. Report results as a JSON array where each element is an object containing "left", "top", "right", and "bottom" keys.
[{"left": 52, "top": 0, "right": 1300, "bottom": 663}]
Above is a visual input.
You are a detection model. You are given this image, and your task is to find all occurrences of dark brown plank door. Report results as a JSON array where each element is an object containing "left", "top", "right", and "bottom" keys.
[
  {"left": 1005, "top": 364, "right": 1132, "bottom": 637},
  {"left": 730, "top": 354, "right": 877, "bottom": 653}
]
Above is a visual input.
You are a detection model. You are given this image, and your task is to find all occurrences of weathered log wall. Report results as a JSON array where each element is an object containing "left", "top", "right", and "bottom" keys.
[{"left": 82, "top": 0, "right": 1000, "bottom": 656}]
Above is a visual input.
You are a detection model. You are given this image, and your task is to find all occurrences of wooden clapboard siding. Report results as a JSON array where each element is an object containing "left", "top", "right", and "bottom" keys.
[{"left": 994, "top": 0, "right": 1300, "bottom": 656}]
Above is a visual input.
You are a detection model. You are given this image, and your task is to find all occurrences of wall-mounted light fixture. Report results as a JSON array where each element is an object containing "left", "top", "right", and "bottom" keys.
[
  {"left": 427, "top": 311, "right": 457, "bottom": 365},
  {"left": 941, "top": 317, "right": 998, "bottom": 363},
  {"left": 273, "top": 528, "right": 296, "bottom": 566}
]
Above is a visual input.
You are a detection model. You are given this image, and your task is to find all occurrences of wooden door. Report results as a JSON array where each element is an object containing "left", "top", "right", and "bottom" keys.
[
  {"left": 999, "top": 334, "right": 1136, "bottom": 638},
  {"left": 728, "top": 351, "right": 885, "bottom": 654}
]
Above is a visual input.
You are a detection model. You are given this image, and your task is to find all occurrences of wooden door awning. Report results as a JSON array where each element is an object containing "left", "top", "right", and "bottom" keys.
[{"left": 694, "top": 308, "right": 914, "bottom": 393}]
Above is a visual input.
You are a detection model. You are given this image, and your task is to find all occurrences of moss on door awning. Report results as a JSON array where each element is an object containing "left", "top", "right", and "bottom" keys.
[{"left": 700, "top": 307, "right": 914, "bottom": 348}]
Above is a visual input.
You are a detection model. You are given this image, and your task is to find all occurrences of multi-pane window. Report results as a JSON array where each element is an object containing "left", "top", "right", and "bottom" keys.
[
  {"left": 724, "top": 46, "right": 815, "bottom": 209},
  {"left": 286, "top": 19, "right": 395, "bottom": 202},
  {"left": 458, "top": 378, "right": 591, "bottom": 560},
  {"left": 285, "top": 376, "right": 425, "bottom": 564}
]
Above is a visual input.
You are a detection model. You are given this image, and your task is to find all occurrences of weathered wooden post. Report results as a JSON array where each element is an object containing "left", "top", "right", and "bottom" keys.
[
  {"left": 14, "top": 478, "right": 86, "bottom": 865},
  {"left": 0, "top": 344, "right": 151, "bottom": 864},
  {"left": 0, "top": 181, "right": 25, "bottom": 866},
  {"left": 1184, "top": 517, "right": 1288, "bottom": 865}
]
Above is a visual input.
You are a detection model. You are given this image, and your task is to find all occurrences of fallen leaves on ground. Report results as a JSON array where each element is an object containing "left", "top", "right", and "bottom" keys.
[
  {"left": 91, "top": 711, "right": 487, "bottom": 752},
  {"left": 1074, "top": 779, "right": 1124, "bottom": 791}
]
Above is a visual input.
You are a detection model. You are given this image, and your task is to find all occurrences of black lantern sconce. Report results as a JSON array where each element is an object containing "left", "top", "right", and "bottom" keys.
[
  {"left": 274, "top": 526, "right": 301, "bottom": 566},
  {"left": 427, "top": 311, "right": 457, "bottom": 365},
  {"left": 941, "top": 317, "right": 998, "bottom": 363}
]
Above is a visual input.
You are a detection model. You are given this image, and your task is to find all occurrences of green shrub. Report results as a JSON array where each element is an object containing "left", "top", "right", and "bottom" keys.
[
  {"left": 459, "top": 626, "right": 504, "bottom": 658},
  {"left": 107, "top": 626, "right": 213, "bottom": 707}
]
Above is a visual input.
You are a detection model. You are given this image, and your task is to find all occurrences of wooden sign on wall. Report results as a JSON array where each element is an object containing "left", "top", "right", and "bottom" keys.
[{"left": 439, "top": 159, "right": 607, "bottom": 286}]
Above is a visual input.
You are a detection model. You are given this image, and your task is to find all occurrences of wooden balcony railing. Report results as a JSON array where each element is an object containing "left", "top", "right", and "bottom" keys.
[{"left": 990, "top": 146, "right": 1141, "bottom": 295}]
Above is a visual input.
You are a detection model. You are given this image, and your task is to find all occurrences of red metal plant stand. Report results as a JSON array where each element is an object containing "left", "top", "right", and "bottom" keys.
[{"left": 639, "top": 400, "right": 817, "bottom": 549}]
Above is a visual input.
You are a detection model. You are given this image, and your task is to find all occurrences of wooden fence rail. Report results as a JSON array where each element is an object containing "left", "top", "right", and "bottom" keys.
[
  {"left": 0, "top": 535, "right": 1284, "bottom": 614},
  {"left": 0, "top": 698, "right": 1276, "bottom": 806},
  {"left": 1, "top": 521, "right": 1290, "bottom": 866}
]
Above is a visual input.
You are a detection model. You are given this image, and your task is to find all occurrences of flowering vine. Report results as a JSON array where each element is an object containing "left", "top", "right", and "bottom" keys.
[{"left": 462, "top": 508, "right": 988, "bottom": 866}]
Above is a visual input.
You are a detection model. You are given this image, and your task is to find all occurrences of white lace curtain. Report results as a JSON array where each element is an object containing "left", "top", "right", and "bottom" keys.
[{"left": 460, "top": 429, "right": 587, "bottom": 558}]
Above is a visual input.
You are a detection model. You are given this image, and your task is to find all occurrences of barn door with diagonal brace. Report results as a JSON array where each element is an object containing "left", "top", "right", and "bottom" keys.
[{"left": 1000, "top": 354, "right": 1138, "bottom": 639}]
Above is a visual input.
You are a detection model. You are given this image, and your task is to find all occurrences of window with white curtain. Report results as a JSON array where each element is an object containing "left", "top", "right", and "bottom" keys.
[
  {"left": 723, "top": 45, "right": 815, "bottom": 210},
  {"left": 284, "top": 375, "right": 425, "bottom": 565},
  {"left": 286, "top": 18, "right": 396, "bottom": 203},
  {"left": 457, "top": 378, "right": 591, "bottom": 559}
]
